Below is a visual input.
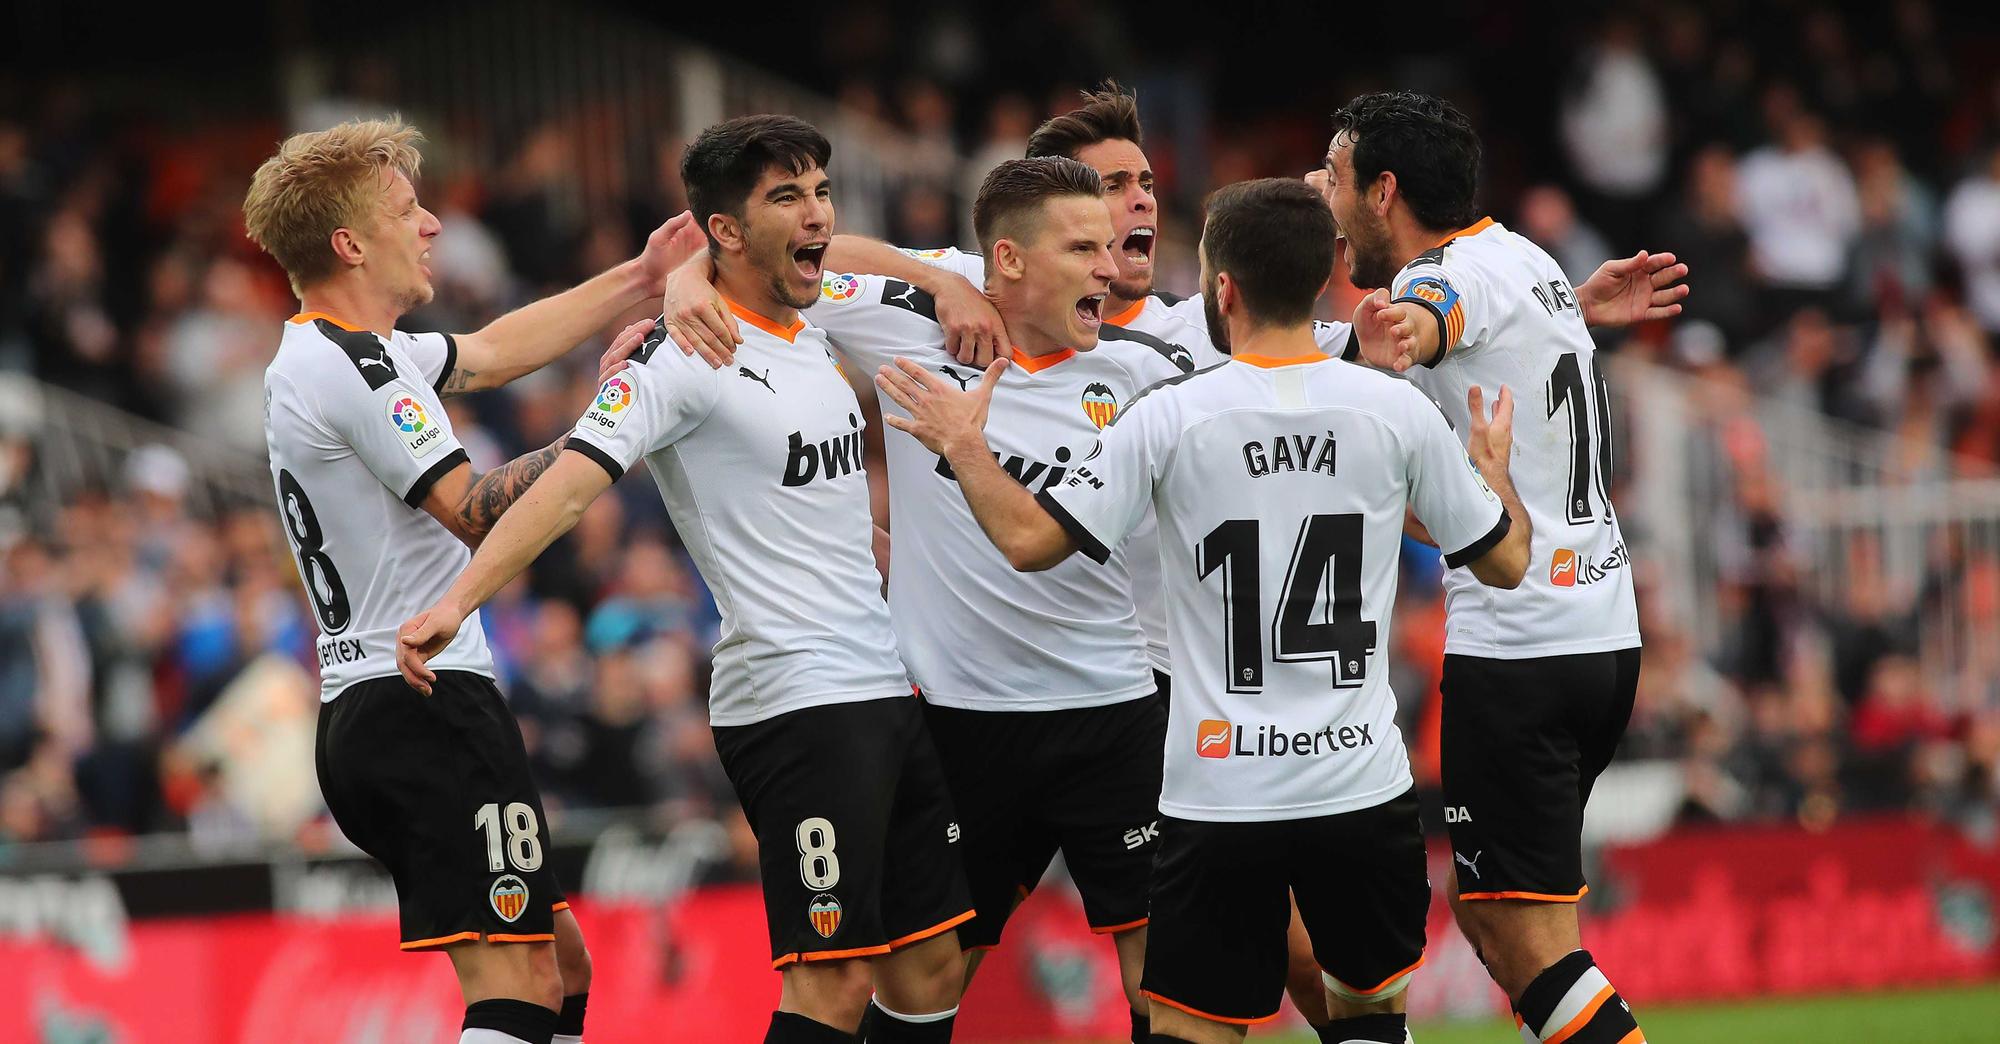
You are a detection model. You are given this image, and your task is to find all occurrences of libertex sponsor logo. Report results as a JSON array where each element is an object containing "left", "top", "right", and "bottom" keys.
[
  {"left": 1549, "top": 539, "right": 1629, "bottom": 588},
  {"left": 1195, "top": 718, "right": 1375, "bottom": 759}
]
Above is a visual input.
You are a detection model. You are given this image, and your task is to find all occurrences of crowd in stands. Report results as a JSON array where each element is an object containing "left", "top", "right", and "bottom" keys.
[{"left": 4, "top": 0, "right": 2000, "bottom": 853}]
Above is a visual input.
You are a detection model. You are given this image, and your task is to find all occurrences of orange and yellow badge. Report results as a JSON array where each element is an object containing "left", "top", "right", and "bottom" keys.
[
  {"left": 808, "top": 893, "right": 842, "bottom": 939},
  {"left": 490, "top": 874, "right": 530, "bottom": 923},
  {"left": 1080, "top": 382, "right": 1118, "bottom": 430}
]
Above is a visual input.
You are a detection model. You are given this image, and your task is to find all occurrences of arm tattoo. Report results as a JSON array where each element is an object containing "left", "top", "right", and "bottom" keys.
[
  {"left": 455, "top": 439, "right": 565, "bottom": 539},
  {"left": 440, "top": 367, "right": 479, "bottom": 397}
]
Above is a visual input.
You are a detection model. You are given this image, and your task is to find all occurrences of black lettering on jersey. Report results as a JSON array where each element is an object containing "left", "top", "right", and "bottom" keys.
[
  {"left": 1148, "top": 288, "right": 1185, "bottom": 306},
  {"left": 1243, "top": 432, "right": 1337, "bottom": 478},
  {"left": 934, "top": 444, "right": 1074, "bottom": 493},
  {"left": 316, "top": 319, "right": 398, "bottom": 390},
  {"left": 880, "top": 279, "right": 939, "bottom": 323},
  {"left": 1098, "top": 323, "right": 1194, "bottom": 374},
  {"left": 782, "top": 412, "right": 864, "bottom": 487},
  {"left": 633, "top": 316, "right": 669, "bottom": 364},
  {"left": 1531, "top": 278, "right": 1576, "bottom": 315}
]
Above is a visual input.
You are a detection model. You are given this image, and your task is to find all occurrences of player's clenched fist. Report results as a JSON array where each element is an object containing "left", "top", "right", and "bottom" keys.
[{"left": 396, "top": 605, "right": 465, "bottom": 696}]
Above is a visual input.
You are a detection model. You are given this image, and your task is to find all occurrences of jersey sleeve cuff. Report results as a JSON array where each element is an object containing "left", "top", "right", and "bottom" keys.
[
  {"left": 1035, "top": 489, "right": 1112, "bottom": 564},
  {"left": 403, "top": 447, "right": 469, "bottom": 507},
  {"left": 1339, "top": 327, "right": 1360, "bottom": 362},
  {"left": 564, "top": 437, "right": 625, "bottom": 482},
  {"left": 1390, "top": 294, "right": 1451, "bottom": 368},
  {"left": 433, "top": 333, "right": 459, "bottom": 395},
  {"left": 1442, "top": 511, "right": 1511, "bottom": 569}
]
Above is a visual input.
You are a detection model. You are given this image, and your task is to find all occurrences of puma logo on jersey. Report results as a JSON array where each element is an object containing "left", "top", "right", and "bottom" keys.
[
  {"left": 934, "top": 445, "right": 1074, "bottom": 492},
  {"left": 357, "top": 355, "right": 391, "bottom": 372},
  {"left": 939, "top": 366, "right": 978, "bottom": 390},
  {"left": 783, "top": 413, "right": 864, "bottom": 487},
  {"left": 738, "top": 366, "right": 776, "bottom": 393},
  {"left": 1242, "top": 431, "right": 1337, "bottom": 478},
  {"left": 1454, "top": 850, "right": 1483, "bottom": 879}
]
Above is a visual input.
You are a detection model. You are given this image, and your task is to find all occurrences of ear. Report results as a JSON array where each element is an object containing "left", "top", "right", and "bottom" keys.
[
  {"left": 1374, "top": 171, "right": 1398, "bottom": 218},
  {"left": 992, "top": 238, "right": 1026, "bottom": 282},
  {"left": 329, "top": 227, "right": 366, "bottom": 269},
  {"left": 707, "top": 211, "right": 745, "bottom": 255},
  {"left": 1214, "top": 271, "right": 1238, "bottom": 317}
]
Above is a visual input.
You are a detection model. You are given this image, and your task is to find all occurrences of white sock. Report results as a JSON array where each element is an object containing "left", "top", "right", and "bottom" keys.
[
  {"left": 1517, "top": 1019, "right": 1539, "bottom": 1044},
  {"left": 459, "top": 1030, "right": 535, "bottom": 1044},
  {"left": 553, "top": 1036, "right": 583, "bottom": 1044},
  {"left": 870, "top": 994, "right": 959, "bottom": 1022}
]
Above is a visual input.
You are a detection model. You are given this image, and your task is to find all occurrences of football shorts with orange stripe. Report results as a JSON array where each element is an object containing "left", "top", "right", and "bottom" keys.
[{"left": 711, "top": 695, "right": 974, "bottom": 967}]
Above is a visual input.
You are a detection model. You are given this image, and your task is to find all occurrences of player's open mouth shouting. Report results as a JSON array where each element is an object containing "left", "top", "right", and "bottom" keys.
[
  {"left": 1120, "top": 224, "right": 1154, "bottom": 274},
  {"left": 793, "top": 239, "right": 828, "bottom": 282},
  {"left": 1076, "top": 291, "right": 1108, "bottom": 331}
]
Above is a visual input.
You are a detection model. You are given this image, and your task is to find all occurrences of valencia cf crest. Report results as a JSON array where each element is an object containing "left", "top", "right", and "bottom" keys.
[
  {"left": 808, "top": 893, "right": 842, "bottom": 939},
  {"left": 490, "top": 874, "right": 530, "bottom": 923},
  {"left": 1080, "top": 383, "right": 1118, "bottom": 430}
]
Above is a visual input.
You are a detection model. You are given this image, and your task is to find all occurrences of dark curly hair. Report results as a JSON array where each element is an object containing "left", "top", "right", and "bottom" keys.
[{"left": 1331, "top": 91, "right": 1481, "bottom": 232}]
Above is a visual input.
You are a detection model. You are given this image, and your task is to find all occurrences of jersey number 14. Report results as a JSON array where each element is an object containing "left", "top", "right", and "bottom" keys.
[{"left": 1197, "top": 514, "right": 1378, "bottom": 694}]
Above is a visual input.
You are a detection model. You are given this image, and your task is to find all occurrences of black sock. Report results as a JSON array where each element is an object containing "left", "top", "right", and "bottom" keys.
[
  {"left": 1515, "top": 949, "right": 1642, "bottom": 1043},
  {"left": 555, "top": 992, "right": 587, "bottom": 1037},
  {"left": 1316, "top": 1012, "right": 1407, "bottom": 1043},
  {"left": 860, "top": 997, "right": 956, "bottom": 1042},
  {"left": 463, "top": 998, "right": 559, "bottom": 1044},
  {"left": 1129, "top": 1009, "right": 1150, "bottom": 1043},
  {"left": 766, "top": 1010, "right": 858, "bottom": 1043}
]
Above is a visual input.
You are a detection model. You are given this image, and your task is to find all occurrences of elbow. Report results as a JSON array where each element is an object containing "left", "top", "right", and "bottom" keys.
[{"left": 1004, "top": 543, "right": 1052, "bottom": 572}]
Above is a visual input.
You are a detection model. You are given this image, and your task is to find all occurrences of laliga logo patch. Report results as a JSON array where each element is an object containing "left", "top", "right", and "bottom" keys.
[
  {"left": 582, "top": 376, "right": 632, "bottom": 435},
  {"left": 900, "top": 247, "right": 951, "bottom": 260},
  {"left": 390, "top": 394, "right": 445, "bottom": 459},
  {"left": 1080, "top": 382, "right": 1118, "bottom": 430},
  {"left": 1550, "top": 548, "right": 1579, "bottom": 587},
  {"left": 821, "top": 272, "right": 861, "bottom": 301},
  {"left": 489, "top": 874, "right": 530, "bottom": 923},
  {"left": 808, "top": 893, "right": 842, "bottom": 938},
  {"left": 1197, "top": 719, "right": 1233, "bottom": 759}
]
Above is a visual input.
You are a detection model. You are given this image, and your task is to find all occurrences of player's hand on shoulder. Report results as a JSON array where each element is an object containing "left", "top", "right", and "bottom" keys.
[
  {"left": 599, "top": 318, "right": 659, "bottom": 384},
  {"left": 660, "top": 256, "right": 740, "bottom": 368},
  {"left": 636, "top": 210, "right": 709, "bottom": 293},
  {"left": 934, "top": 278, "right": 1008, "bottom": 366},
  {"left": 1354, "top": 288, "right": 1420, "bottom": 372},
  {"left": 396, "top": 606, "right": 464, "bottom": 696},
  {"left": 875, "top": 356, "right": 1007, "bottom": 456},
  {"left": 1576, "top": 250, "right": 1690, "bottom": 328}
]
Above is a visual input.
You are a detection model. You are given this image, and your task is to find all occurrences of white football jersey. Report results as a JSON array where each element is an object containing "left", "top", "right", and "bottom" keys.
[
  {"left": 896, "top": 246, "right": 1357, "bottom": 675},
  {"left": 812, "top": 270, "right": 1159, "bottom": 712},
  {"left": 1044, "top": 353, "right": 1509, "bottom": 822},
  {"left": 564, "top": 304, "right": 911, "bottom": 727},
  {"left": 1373, "top": 219, "right": 1641, "bottom": 658},
  {"left": 262, "top": 313, "right": 493, "bottom": 700}
]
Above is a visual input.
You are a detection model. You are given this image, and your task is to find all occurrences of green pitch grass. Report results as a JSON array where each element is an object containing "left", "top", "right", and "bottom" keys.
[{"left": 1271, "top": 983, "right": 2000, "bottom": 1044}]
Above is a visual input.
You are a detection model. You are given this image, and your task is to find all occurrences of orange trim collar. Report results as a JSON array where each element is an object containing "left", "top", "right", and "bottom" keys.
[
  {"left": 723, "top": 297, "right": 806, "bottom": 343},
  {"left": 1010, "top": 347, "right": 1075, "bottom": 373},
  {"left": 289, "top": 311, "right": 366, "bottom": 332},
  {"left": 1103, "top": 298, "right": 1145, "bottom": 327},
  {"left": 1428, "top": 216, "right": 1494, "bottom": 249},
  {"left": 1234, "top": 352, "right": 1329, "bottom": 369}
]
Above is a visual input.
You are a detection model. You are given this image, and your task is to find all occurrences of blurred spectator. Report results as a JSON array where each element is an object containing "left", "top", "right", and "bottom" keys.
[
  {"left": 1559, "top": 16, "right": 1669, "bottom": 247},
  {"left": 1735, "top": 100, "right": 1860, "bottom": 320},
  {"left": 1656, "top": 146, "right": 1758, "bottom": 346},
  {"left": 1515, "top": 185, "right": 1612, "bottom": 286},
  {"left": 1943, "top": 145, "right": 2000, "bottom": 337}
]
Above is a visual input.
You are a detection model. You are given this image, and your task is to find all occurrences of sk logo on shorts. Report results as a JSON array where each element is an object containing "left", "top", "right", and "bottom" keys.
[
  {"left": 490, "top": 874, "right": 530, "bottom": 923},
  {"left": 808, "top": 893, "right": 842, "bottom": 938}
]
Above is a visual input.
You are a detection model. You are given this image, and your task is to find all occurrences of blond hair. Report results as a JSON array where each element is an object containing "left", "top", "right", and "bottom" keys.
[{"left": 243, "top": 118, "right": 424, "bottom": 295}]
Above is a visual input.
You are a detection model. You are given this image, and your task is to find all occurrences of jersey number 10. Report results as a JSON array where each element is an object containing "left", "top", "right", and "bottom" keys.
[
  {"left": 1546, "top": 352, "right": 1614, "bottom": 525},
  {"left": 1197, "top": 514, "right": 1378, "bottom": 695}
]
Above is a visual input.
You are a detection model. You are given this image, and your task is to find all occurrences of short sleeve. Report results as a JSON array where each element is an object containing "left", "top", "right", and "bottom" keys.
[
  {"left": 811, "top": 272, "right": 950, "bottom": 372},
  {"left": 1040, "top": 394, "right": 1166, "bottom": 564},
  {"left": 1313, "top": 320, "right": 1359, "bottom": 362},
  {"left": 322, "top": 369, "right": 468, "bottom": 508},
  {"left": 395, "top": 330, "right": 458, "bottom": 394},
  {"left": 1403, "top": 387, "right": 1508, "bottom": 569},
  {"left": 897, "top": 246, "right": 986, "bottom": 284},
  {"left": 1392, "top": 256, "right": 1490, "bottom": 365},
  {"left": 565, "top": 340, "right": 719, "bottom": 481}
]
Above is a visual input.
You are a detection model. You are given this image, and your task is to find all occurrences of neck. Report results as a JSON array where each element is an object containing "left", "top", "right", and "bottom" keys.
[
  {"left": 998, "top": 302, "right": 1067, "bottom": 357},
  {"left": 714, "top": 262, "right": 797, "bottom": 328},
  {"left": 1229, "top": 322, "right": 1321, "bottom": 360},
  {"left": 1387, "top": 212, "right": 1473, "bottom": 276},
  {"left": 299, "top": 280, "right": 400, "bottom": 338}
]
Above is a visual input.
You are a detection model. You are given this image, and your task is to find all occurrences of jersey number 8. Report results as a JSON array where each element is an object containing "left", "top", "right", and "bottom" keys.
[
  {"left": 796, "top": 817, "right": 840, "bottom": 890},
  {"left": 276, "top": 469, "right": 352, "bottom": 634}
]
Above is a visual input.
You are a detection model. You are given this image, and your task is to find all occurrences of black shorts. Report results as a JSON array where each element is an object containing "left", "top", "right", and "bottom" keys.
[
  {"left": 1153, "top": 669, "right": 1171, "bottom": 712},
  {"left": 921, "top": 692, "right": 1166, "bottom": 949},
  {"left": 1439, "top": 648, "right": 1640, "bottom": 901},
  {"left": 1141, "top": 789, "right": 1429, "bottom": 1025},
  {"left": 316, "top": 671, "right": 567, "bottom": 951},
  {"left": 712, "top": 695, "right": 973, "bottom": 968}
]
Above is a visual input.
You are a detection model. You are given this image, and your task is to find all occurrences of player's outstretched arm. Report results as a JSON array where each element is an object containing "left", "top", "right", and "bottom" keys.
[
  {"left": 443, "top": 212, "right": 708, "bottom": 395},
  {"left": 1575, "top": 250, "right": 1690, "bottom": 328},
  {"left": 873, "top": 357, "right": 1079, "bottom": 570},
  {"left": 1353, "top": 288, "right": 1439, "bottom": 372},
  {"left": 1464, "top": 385, "right": 1530, "bottom": 589},
  {"left": 396, "top": 450, "right": 614, "bottom": 693},
  {"left": 826, "top": 235, "right": 1006, "bottom": 365},
  {"left": 413, "top": 437, "right": 568, "bottom": 548}
]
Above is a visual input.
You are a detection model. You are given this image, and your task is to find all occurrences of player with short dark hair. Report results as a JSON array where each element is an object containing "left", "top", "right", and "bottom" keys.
[
  {"left": 398, "top": 115, "right": 974, "bottom": 1044},
  {"left": 249, "top": 117, "right": 706, "bottom": 1044},
  {"left": 1325, "top": 89, "right": 1683, "bottom": 1044},
  {"left": 874, "top": 176, "right": 1532, "bottom": 1044}
]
